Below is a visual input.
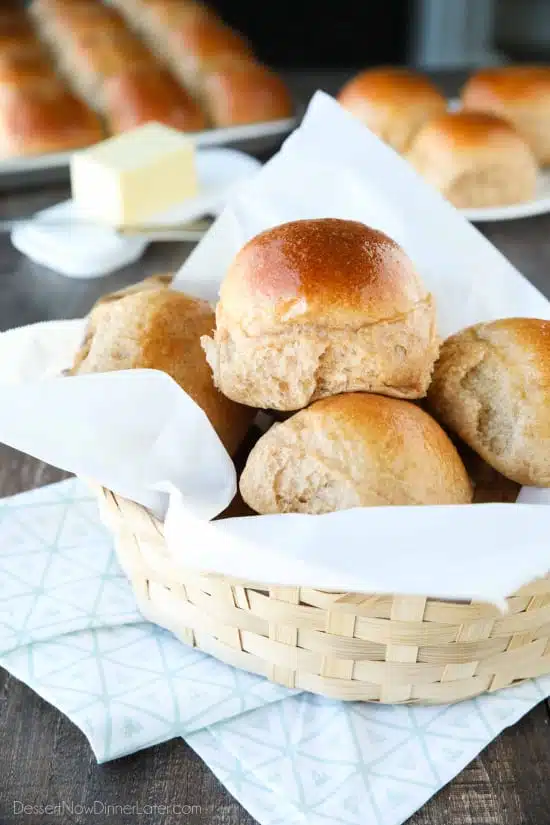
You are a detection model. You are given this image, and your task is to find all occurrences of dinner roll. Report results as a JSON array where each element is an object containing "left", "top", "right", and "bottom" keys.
[
  {"left": 406, "top": 111, "right": 538, "bottom": 209},
  {"left": 427, "top": 318, "right": 550, "bottom": 486},
  {"left": 337, "top": 67, "right": 447, "bottom": 153},
  {"left": 0, "top": 82, "right": 103, "bottom": 157},
  {"left": 163, "top": 15, "right": 254, "bottom": 95},
  {"left": 202, "top": 219, "right": 438, "bottom": 411},
  {"left": 461, "top": 65, "right": 550, "bottom": 165},
  {"left": 101, "top": 67, "right": 207, "bottom": 134},
  {"left": 71, "top": 286, "right": 253, "bottom": 456},
  {"left": 240, "top": 393, "right": 472, "bottom": 514},
  {"left": 201, "top": 59, "right": 293, "bottom": 127}
]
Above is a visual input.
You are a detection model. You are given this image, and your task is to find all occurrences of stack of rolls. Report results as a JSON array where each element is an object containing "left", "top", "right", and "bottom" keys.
[
  {"left": 72, "top": 219, "right": 550, "bottom": 518},
  {"left": 201, "top": 217, "right": 476, "bottom": 513},
  {"left": 29, "top": 0, "right": 207, "bottom": 134},
  {"left": 337, "top": 64, "right": 550, "bottom": 210},
  {"left": 0, "top": 3, "right": 102, "bottom": 157},
  {"left": 70, "top": 219, "right": 474, "bottom": 516},
  {"left": 108, "top": 0, "right": 293, "bottom": 128},
  {"left": 204, "top": 220, "right": 550, "bottom": 512},
  {"left": 0, "top": 0, "right": 292, "bottom": 159}
]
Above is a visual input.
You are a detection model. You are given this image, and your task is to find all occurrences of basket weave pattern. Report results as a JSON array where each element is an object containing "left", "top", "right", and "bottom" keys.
[{"left": 98, "top": 488, "right": 550, "bottom": 705}]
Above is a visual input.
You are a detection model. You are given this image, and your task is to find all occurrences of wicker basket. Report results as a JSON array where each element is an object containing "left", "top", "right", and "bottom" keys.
[{"left": 97, "top": 487, "right": 550, "bottom": 705}]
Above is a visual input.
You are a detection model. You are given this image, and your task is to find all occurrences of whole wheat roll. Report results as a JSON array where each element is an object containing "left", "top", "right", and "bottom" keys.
[
  {"left": 406, "top": 111, "right": 538, "bottom": 209},
  {"left": 0, "top": 81, "right": 104, "bottom": 157},
  {"left": 111, "top": 0, "right": 292, "bottom": 126},
  {"left": 201, "top": 58, "right": 293, "bottom": 127},
  {"left": 161, "top": 15, "right": 254, "bottom": 97},
  {"left": 30, "top": 0, "right": 207, "bottom": 133},
  {"left": 0, "top": 50, "right": 59, "bottom": 90},
  {"left": 101, "top": 66, "right": 207, "bottom": 133},
  {"left": 111, "top": 0, "right": 251, "bottom": 94},
  {"left": 461, "top": 65, "right": 550, "bottom": 166},
  {"left": 337, "top": 67, "right": 447, "bottom": 154},
  {"left": 71, "top": 286, "right": 254, "bottom": 457},
  {"left": 240, "top": 393, "right": 473, "bottom": 514},
  {"left": 127, "top": 0, "right": 213, "bottom": 37},
  {"left": 52, "top": 32, "right": 155, "bottom": 106},
  {"left": 427, "top": 317, "right": 550, "bottom": 486},
  {"left": 202, "top": 218, "right": 439, "bottom": 411},
  {"left": 0, "top": 3, "right": 104, "bottom": 156}
]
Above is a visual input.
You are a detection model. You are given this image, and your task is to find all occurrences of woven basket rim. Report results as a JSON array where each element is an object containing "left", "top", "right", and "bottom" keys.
[{"left": 96, "top": 486, "right": 550, "bottom": 704}]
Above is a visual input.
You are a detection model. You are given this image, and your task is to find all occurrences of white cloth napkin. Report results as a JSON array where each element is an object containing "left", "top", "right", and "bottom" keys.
[{"left": 0, "top": 319, "right": 549, "bottom": 825}]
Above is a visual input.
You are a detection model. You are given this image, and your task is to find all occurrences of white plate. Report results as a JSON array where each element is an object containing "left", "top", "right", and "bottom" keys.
[
  {"left": 11, "top": 147, "right": 262, "bottom": 279},
  {"left": 0, "top": 117, "right": 295, "bottom": 183}
]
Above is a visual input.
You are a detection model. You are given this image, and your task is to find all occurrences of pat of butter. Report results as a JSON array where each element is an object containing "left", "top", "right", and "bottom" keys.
[{"left": 70, "top": 122, "right": 197, "bottom": 226}]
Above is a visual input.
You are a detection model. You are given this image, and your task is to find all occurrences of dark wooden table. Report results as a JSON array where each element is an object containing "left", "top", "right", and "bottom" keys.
[{"left": 1, "top": 71, "right": 550, "bottom": 825}]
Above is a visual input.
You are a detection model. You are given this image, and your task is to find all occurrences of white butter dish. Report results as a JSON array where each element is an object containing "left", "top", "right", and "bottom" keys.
[{"left": 11, "top": 148, "right": 261, "bottom": 279}]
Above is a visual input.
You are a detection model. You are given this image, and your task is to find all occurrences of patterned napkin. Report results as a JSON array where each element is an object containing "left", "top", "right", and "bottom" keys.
[
  {"left": 0, "top": 478, "right": 290, "bottom": 762},
  {"left": 1, "top": 477, "right": 549, "bottom": 825},
  {"left": 188, "top": 680, "right": 550, "bottom": 825}
]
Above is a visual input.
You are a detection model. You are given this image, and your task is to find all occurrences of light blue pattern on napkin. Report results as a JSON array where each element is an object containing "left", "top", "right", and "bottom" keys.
[
  {"left": 0, "top": 478, "right": 290, "bottom": 762},
  {"left": 188, "top": 677, "right": 550, "bottom": 825}
]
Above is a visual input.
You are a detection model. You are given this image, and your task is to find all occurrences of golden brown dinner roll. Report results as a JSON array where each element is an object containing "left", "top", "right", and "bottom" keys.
[
  {"left": 0, "top": 11, "right": 34, "bottom": 34},
  {"left": 55, "top": 33, "right": 155, "bottom": 105},
  {"left": 201, "top": 59, "right": 293, "bottom": 127},
  {"left": 0, "top": 31, "right": 45, "bottom": 60},
  {"left": 164, "top": 16, "right": 254, "bottom": 95},
  {"left": 427, "top": 318, "right": 550, "bottom": 486},
  {"left": 133, "top": 0, "right": 212, "bottom": 35},
  {"left": 240, "top": 393, "right": 472, "bottom": 514},
  {"left": 71, "top": 287, "right": 253, "bottom": 456},
  {"left": 202, "top": 219, "right": 438, "bottom": 411},
  {"left": 100, "top": 67, "right": 207, "bottom": 133},
  {"left": 461, "top": 65, "right": 550, "bottom": 165},
  {"left": 406, "top": 111, "right": 538, "bottom": 209},
  {"left": 0, "top": 51, "right": 58, "bottom": 90},
  {"left": 29, "top": 0, "right": 208, "bottom": 133},
  {"left": 0, "top": 82, "right": 103, "bottom": 157},
  {"left": 337, "top": 67, "right": 447, "bottom": 153}
]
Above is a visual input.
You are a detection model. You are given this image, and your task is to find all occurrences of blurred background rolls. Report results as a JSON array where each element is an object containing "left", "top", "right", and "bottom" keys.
[
  {"left": 407, "top": 111, "right": 538, "bottom": 208},
  {"left": 461, "top": 66, "right": 550, "bottom": 165},
  {"left": 337, "top": 68, "right": 447, "bottom": 154}
]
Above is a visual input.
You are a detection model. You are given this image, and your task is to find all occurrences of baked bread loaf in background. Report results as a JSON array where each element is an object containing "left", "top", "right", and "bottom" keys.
[
  {"left": 461, "top": 66, "right": 550, "bottom": 165},
  {"left": 240, "top": 393, "right": 472, "bottom": 514},
  {"left": 202, "top": 218, "right": 439, "bottom": 411},
  {"left": 406, "top": 111, "right": 538, "bottom": 209},
  {"left": 427, "top": 318, "right": 550, "bottom": 486},
  {"left": 71, "top": 284, "right": 253, "bottom": 456},
  {"left": 337, "top": 67, "right": 447, "bottom": 154}
]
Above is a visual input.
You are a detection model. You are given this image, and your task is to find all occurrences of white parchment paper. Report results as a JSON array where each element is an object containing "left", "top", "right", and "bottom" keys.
[{"left": 0, "top": 91, "right": 548, "bottom": 605}]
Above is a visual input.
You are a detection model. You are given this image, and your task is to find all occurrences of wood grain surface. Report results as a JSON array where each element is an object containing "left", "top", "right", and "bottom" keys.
[{"left": 1, "top": 70, "right": 550, "bottom": 825}]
